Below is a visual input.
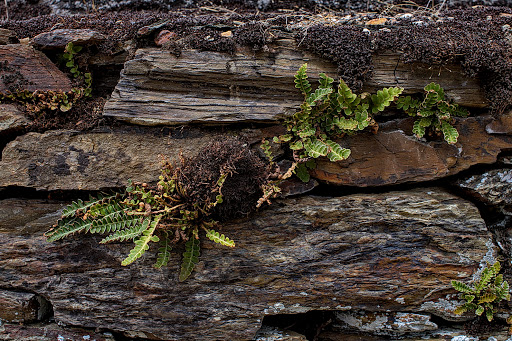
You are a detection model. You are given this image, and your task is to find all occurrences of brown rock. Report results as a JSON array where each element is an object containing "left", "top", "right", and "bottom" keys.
[
  {"left": 254, "top": 326, "right": 307, "bottom": 341},
  {"left": 0, "top": 104, "right": 29, "bottom": 134},
  {"left": 0, "top": 127, "right": 228, "bottom": 191},
  {"left": 104, "top": 39, "right": 486, "bottom": 125},
  {"left": 0, "top": 45, "right": 72, "bottom": 92},
  {"left": 311, "top": 116, "right": 512, "bottom": 186},
  {"left": 154, "top": 30, "right": 177, "bottom": 46},
  {"left": 0, "top": 189, "right": 495, "bottom": 340},
  {"left": 32, "top": 29, "right": 106, "bottom": 49},
  {"left": 486, "top": 113, "right": 512, "bottom": 134},
  {"left": 0, "top": 29, "right": 17, "bottom": 45},
  {"left": 0, "top": 322, "right": 115, "bottom": 341},
  {"left": 0, "top": 290, "right": 40, "bottom": 323}
]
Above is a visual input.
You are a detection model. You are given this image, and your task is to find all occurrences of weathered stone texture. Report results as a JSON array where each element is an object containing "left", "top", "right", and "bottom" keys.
[
  {"left": 0, "top": 104, "right": 29, "bottom": 134},
  {"left": 32, "top": 29, "right": 106, "bottom": 49},
  {"left": 0, "top": 127, "right": 227, "bottom": 190},
  {"left": 104, "top": 40, "right": 485, "bottom": 125},
  {"left": 312, "top": 116, "right": 512, "bottom": 186},
  {"left": 0, "top": 44, "right": 72, "bottom": 92},
  {"left": 0, "top": 322, "right": 115, "bottom": 341},
  {"left": 0, "top": 189, "right": 494, "bottom": 340}
]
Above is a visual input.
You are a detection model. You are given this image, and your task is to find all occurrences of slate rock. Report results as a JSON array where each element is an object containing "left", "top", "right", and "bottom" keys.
[
  {"left": 0, "top": 322, "right": 115, "bottom": 341},
  {"left": 32, "top": 29, "right": 106, "bottom": 49},
  {"left": 0, "top": 104, "right": 29, "bottom": 134},
  {"left": 0, "top": 44, "right": 72, "bottom": 92},
  {"left": 311, "top": 116, "right": 512, "bottom": 186},
  {"left": 0, "top": 127, "right": 225, "bottom": 191},
  {"left": 0, "top": 189, "right": 495, "bottom": 340}
]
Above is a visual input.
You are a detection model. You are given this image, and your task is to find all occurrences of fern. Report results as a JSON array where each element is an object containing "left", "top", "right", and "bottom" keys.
[
  {"left": 451, "top": 261, "right": 511, "bottom": 322},
  {"left": 294, "top": 63, "right": 311, "bottom": 95},
  {"left": 99, "top": 218, "right": 149, "bottom": 244},
  {"left": 205, "top": 229, "right": 235, "bottom": 247},
  {"left": 46, "top": 217, "right": 93, "bottom": 242},
  {"left": 154, "top": 231, "right": 172, "bottom": 269},
  {"left": 121, "top": 216, "right": 161, "bottom": 266},
  {"left": 61, "top": 193, "right": 118, "bottom": 218},
  {"left": 179, "top": 235, "right": 201, "bottom": 282},
  {"left": 398, "top": 82, "right": 469, "bottom": 144}
]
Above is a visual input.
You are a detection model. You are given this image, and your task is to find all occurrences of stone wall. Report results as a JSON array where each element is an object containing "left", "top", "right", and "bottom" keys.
[{"left": 0, "top": 8, "right": 512, "bottom": 341}]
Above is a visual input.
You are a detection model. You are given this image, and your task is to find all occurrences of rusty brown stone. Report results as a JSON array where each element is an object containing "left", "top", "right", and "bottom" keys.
[
  {"left": 311, "top": 116, "right": 512, "bottom": 186},
  {"left": 0, "top": 44, "right": 72, "bottom": 92}
]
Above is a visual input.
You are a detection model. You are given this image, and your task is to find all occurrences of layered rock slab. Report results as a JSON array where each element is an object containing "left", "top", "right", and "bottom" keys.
[
  {"left": 103, "top": 40, "right": 485, "bottom": 125},
  {"left": 0, "top": 44, "right": 72, "bottom": 92},
  {"left": 0, "top": 127, "right": 225, "bottom": 190},
  {"left": 0, "top": 189, "right": 494, "bottom": 340},
  {"left": 312, "top": 116, "right": 512, "bottom": 186}
]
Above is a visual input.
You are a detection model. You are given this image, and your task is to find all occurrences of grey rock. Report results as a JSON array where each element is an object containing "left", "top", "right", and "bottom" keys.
[
  {"left": 0, "top": 127, "right": 227, "bottom": 191},
  {"left": 32, "top": 29, "right": 106, "bottom": 49},
  {"left": 0, "top": 189, "right": 495, "bottom": 340},
  {"left": 456, "top": 168, "right": 512, "bottom": 214},
  {"left": 253, "top": 326, "right": 307, "bottom": 341},
  {"left": 0, "top": 104, "right": 29, "bottom": 134},
  {"left": 334, "top": 311, "right": 438, "bottom": 335}
]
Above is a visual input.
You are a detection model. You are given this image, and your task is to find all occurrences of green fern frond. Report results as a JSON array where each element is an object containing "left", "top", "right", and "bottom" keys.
[
  {"left": 306, "top": 87, "right": 333, "bottom": 107},
  {"left": 370, "top": 87, "right": 403, "bottom": 114},
  {"left": 304, "top": 139, "right": 329, "bottom": 158},
  {"left": 205, "top": 229, "right": 235, "bottom": 247},
  {"left": 121, "top": 216, "right": 161, "bottom": 266},
  {"left": 325, "top": 139, "right": 350, "bottom": 162},
  {"left": 61, "top": 193, "right": 118, "bottom": 218},
  {"left": 441, "top": 121, "right": 459, "bottom": 144},
  {"left": 475, "top": 305, "right": 485, "bottom": 316},
  {"left": 154, "top": 231, "right": 172, "bottom": 269},
  {"left": 179, "top": 235, "right": 201, "bottom": 282},
  {"left": 294, "top": 63, "right": 312, "bottom": 95},
  {"left": 88, "top": 203, "right": 133, "bottom": 234},
  {"left": 337, "top": 79, "right": 357, "bottom": 105},
  {"left": 486, "top": 308, "right": 494, "bottom": 322},
  {"left": 318, "top": 73, "right": 334, "bottom": 89},
  {"left": 294, "top": 162, "right": 310, "bottom": 182},
  {"left": 451, "top": 280, "right": 473, "bottom": 293},
  {"left": 46, "top": 217, "right": 93, "bottom": 242},
  {"left": 99, "top": 218, "right": 148, "bottom": 244},
  {"left": 479, "top": 293, "right": 497, "bottom": 304},
  {"left": 424, "top": 82, "right": 445, "bottom": 99}
]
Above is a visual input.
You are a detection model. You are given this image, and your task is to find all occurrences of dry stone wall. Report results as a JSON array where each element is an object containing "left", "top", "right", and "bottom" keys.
[{"left": 0, "top": 8, "right": 511, "bottom": 341}]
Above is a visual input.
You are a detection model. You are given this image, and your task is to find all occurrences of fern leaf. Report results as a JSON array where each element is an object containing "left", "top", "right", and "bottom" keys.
[
  {"left": 453, "top": 305, "right": 468, "bottom": 315},
  {"left": 475, "top": 305, "right": 485, "bottom": 316},
  {"left": 451, "top": 280, "right": 474, "bottom": 293},
  {"left": 289, "top": 140, "right": 304, "bottom": 150},
  {"left": 424, "top": 82, "right": 445, "bottom": 100},
  {"left": 46, "top": 217, "right": 93, "bottom": 242},
  {"left": 61, "top": 193, "right": 118, "bottom": 218},
  {"left": 304, "top": 139, "right": 329, "bottom": 158},
  {"left": 441, "top": 121, "right": 459, "bottom": 144},
  {"left": 492, "top": 261, "right": 501, "bottom": 275},
  {"left": 461, "top": 294, "right": 475, "bottom": 303},
  {"left": 333, "top": 117, "right": 358, "bottom": 131},
  {"left": 179, "top": 235, "right": 201, "bottom": 282},
  {"left": 325, "top": 139, "right": 351, "bottom": 162},
  {"left": 295, "top": 162, "right": 310, "bottom": 183},
  {"left": 479, "top": 293, "right": 497, "bottom": 304},
  {"left": 89, "top": 203, "right": 133, "bottom": 234},
  {"left": 306, "top": 87, "right": 333, "bottom": 107},
  {"left": 337, "top": 79, "right": 357, "bottom": 105},
  {"left": 205, "top": 229, "right": 235, "bottom": 247},
  {"left": 294, "top": 63, "right": 312, "bottom": 95},
  {"left": 318, "top": 73, "right": 334, "bottom": 89},
  {"left": 370, "top": 87, "right": 403, "bottom": 114},
  {"left": 154, "top": 231, "right": 172, "bottom": 269},
  {"left": 412, "top": 119, "right": 426, "bottom": 138},
  {"left": 100, "top": 218, "right": 148, "bottom": 244},
  {"left": 121, "top": 216, "right": 161, "bottom": 266},
  {"left": 486, "top": 308, "right": 494, "bottom": 322}
]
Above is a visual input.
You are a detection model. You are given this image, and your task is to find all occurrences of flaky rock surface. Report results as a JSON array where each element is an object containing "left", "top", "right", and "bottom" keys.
[{"left": 0, "top": 189, "right": 494, "bottom": 340}]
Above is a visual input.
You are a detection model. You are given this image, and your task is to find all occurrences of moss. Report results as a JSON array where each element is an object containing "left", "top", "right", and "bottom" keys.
[
  {"left": 296, "top": 25, "right": 373, "bottom": 90},
  {"left": 175, "top": 137, "right": 271, "bottom": 220}
]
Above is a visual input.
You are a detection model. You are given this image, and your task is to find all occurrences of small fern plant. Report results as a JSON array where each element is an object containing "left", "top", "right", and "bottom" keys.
[
  {"left": 396, "top": 82, "right": 469, "bottom": 144},
  {"left": 45, "top": 161, "right": 234, "bottom": 282},
  {"left": 264, "top": 63, "right": 402, "bottom": 183},
  {"left": 451, "top": 261, "right": 511, "bottom": 322}
]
